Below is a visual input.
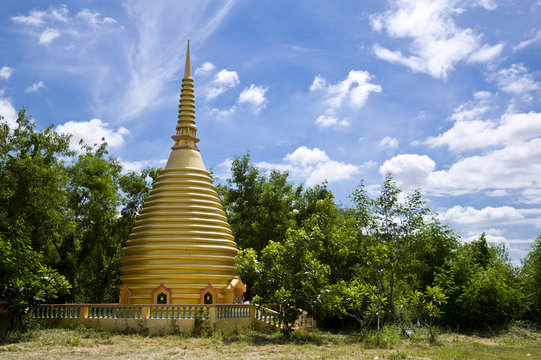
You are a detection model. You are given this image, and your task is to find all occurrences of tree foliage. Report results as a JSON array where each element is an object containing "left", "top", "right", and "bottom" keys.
[
  {"left": 0, "top": 109, "right": 158, "bottom": 327},
  {"left": 0, "top": 220, "right": 70, "bottom": 328},
  {"left": 226, "top": 155, "right": 532, "bottom": 333},
  {"left": 434, "top": 233, "right": 523, "bottom": 328},
  {"left": 409, "top": 285, "right": 448, "bottom": 342},
  {"left": 521, "top": 235, "right": 541, "bottom": 323},
  {"left": 1, "top": 109, "right": 539, "bottom": 334},
  {"left": 219, "top": 153, "right": 299, "bottom": 253}
]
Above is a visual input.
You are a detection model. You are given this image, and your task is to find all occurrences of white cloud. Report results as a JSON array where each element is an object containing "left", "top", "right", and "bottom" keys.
[
  {"left": 11, "top": 9, "right": 48, "bottom": 26},
  {"left": 450, "top": 105, "right": 489, "bottom": 122},
  {"left": 12, "top": 4, "right": 118, "bottom": 50},
  {"left": 492, "top": 64, "right": 539, "bottom": 94},
  {"left": 120, "top": 158, "right": 166, "bottom": 172},
  {"left": 380, "top": 136, "right": 399, "bottom": 150},
  {"left": 440, "top": 205, "right": 524, "bottom": 224},
  {"left": 449, "top": 92, "right": 491, "bottom": 122},
  {"left": 475, "top": 0, "right": 498, "bottom": 10},
  {"left": 513, "top": 30, "right": 541, "bottom": 51},
  {"left": 195, "top": 62, "right": 216, "bottom": 76},
  {"left": 463, "top": 230, "right": 510, "bottom": 247},
  {"left": 26, "top": 81, "right": 45, "bottom": 93},
  {"left": 312, "top": 70, "right": 382, "bottom": 109},
  {"left": 284, "top": 146, "right": 329, "bottom": 166},
  {"left": 362, "top": 160, "right": 378, "bottom": 169},
  {"left": 49, "top": 5, "right": 70, "bottom": 22},
  {"left": 0, "top": 97, "right": 18, "bottom": 129},
  {"left": 209, "top": 106, "right": 236, "bottom": 118},
  {"left": 315, "top": 113, "right": 350, "bottom": 127},
  {"left": 56, "top": 118, "right": 130, "bottom": 150},
  {"left": 372, "top": 45, "right": 428, "bottom": 73},
  {"left": 380, "top": 154, "right": 435, "bottom": 189},
  {"left": 311, "top": 70, "right": 381, "bottom": 128},
  {"left": 434, "top": 138, "right": 541, "bottom": 191},
  {"left": 257, "top": 146, "right": 360, "bottom": 187},
  {"left": 215, "top": 69, "right": 239, "bottom": 87},
  {"left": 39, "top": 28, "right": 60, "bottom": 44},
  {"left": 309, "top": 75, "right": 326, "bottom": 91},
  {"left": 11, "top": 5, "right": 70, "bottom": 26},
  {"left": 425, "top": 111, "right": 541, "bottom": 152},
  {"left": 238, "top": 84, "right": 268, "bottom": 113},
  {"left": 519, "top": 188, "right": 541, "bottom": 205},
  {"left": 371, "top": 0, "right": 502, "bottom": 79},
  {"left": 0, "top": 66, "right": 14, "bottom": 80},
  {"left": 468, "top": 43, "right": 504, "bottom": 63},
  {"left": 209, "top": 82, "right": 268, "bottom": 118},
  {"left": 76, "top": 9, "right": 116, "bottom": 26},
  {"left": 113, "top": 1, "right": 235, "bottom": 120},
  {"left": 382, "top": 136, "right": 541, "bottom": 195},
  {"left": 11, "top": 2, "right": 233, "bottom": 121},
  {"left": 197, "top": 63, "right": 268, "bottom": 116},
  {"left": 11, "top": 5, "right": 116, "bottom": 30},
  {"left": 206, "top": 69, "right": 240, "bottom": 99},
  {"left": 212, "top": 157, "right": 233, "bottom": 180},
  {"left": 486, "top": 189, "right": 511, "bottom": 197}
]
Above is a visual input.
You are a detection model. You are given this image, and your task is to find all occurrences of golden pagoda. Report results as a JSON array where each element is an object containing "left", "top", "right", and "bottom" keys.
[{"left": 120, "top": 41, "right": 245, "bottom": 305}]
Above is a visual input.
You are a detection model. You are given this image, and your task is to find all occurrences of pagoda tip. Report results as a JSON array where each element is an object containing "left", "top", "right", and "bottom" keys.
[{"left": 184, "top": 40, "right": 191, "bottom": 78}]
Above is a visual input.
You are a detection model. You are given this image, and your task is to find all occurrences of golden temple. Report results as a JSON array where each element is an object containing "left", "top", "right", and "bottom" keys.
[{"left": 119, "top": 41, "right": 245, "bottom": 305}]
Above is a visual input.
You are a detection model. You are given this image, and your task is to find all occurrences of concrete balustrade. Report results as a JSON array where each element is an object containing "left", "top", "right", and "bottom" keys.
[{"left": 30, "top": 304, "right": 277, "bottom": 334}]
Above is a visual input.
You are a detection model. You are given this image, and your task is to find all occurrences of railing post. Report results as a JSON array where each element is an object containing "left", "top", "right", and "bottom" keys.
[
  {"left": 80, "top": 306, "right": 89, "bottom": 320},
  {"left": 208, "top": 305, "right": 216, "bottom": 327},
  {"left": 142, "top": 306, "right": 150, "bottom": 319}
]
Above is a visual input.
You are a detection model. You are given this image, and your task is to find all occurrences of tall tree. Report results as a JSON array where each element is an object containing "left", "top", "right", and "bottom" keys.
[
  {"left": 0, "top": 220, "right": 70, "bottom": 329},
  {"left": 435, "top": 234, "right": 523, "bottom": 328},
  {"left": 0, "top": 110, "right": 72, "bottom": 328},
  {"left": 62, "top": 143, "right": 159, "bottom": 302},
  {"left": 254, "top": 229, "right": 330, "bottom": 332},
  {"left": 520, "top": 235, "right": 541, "bottom": 323},
  {"left": 348, "top": 174, "right": 458, "bottom": 323},
  {"left": 0, "top": 109, "right": 72, "bottom": 264},
  {"left": 0, "top": 108, "right": 160, "bottom": 306},
  {"left": 220, "top": 153, "right": 298, "bottom": 253}
]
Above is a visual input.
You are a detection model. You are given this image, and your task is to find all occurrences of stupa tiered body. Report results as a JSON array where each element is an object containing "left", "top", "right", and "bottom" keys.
[{"left": 120, "top": 41, "right": 245, "bottom": 305}]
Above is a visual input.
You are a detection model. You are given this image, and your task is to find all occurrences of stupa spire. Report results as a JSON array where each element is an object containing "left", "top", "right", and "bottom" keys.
[
  {"left": 120, "top": 41, "right": 243, "bottom": 306},
  {"left": 184, "top": 39, "right": 192, "bottom": 78},
  {"left": 172, "top": 39, "right": 199, "bottom": 152}
]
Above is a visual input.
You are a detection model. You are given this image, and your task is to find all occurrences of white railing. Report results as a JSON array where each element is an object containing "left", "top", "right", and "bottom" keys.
[
  {"left": 31, "top": 303, "right": 315, "bottom": 329},
  {"left": 31, "top": 304, "right": 214, "bottom": 320}
]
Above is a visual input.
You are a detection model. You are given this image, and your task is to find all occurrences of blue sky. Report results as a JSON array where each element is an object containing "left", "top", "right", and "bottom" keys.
[{"left": 1, "top": 0, "right": 540, "bottom": 262}]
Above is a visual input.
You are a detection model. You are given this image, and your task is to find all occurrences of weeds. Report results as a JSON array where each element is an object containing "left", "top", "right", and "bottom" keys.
[{"left": 0, "top": 325, "right": 540, "bottom": 359}]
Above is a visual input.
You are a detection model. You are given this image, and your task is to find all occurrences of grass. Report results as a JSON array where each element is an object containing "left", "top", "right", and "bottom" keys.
[{"left": 0, "top": 322, "right": 540, "bottom": 359}]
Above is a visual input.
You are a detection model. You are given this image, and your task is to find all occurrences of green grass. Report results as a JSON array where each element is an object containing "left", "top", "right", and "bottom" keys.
[{"left": 0, "top": 323, "right": 539, "bottom": 359}]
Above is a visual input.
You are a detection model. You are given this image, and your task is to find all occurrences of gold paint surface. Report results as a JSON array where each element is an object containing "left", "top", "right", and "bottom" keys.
[{"left": 120, "top": 41, "right": 240, "bottom": 304}]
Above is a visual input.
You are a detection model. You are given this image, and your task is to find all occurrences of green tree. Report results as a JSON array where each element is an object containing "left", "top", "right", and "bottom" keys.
[
  {"left": 0, "top": 109, "right": 72, "bottom": 264},
  {"left": 253, "top": 229, "right": 330, "bottom": 333},
  {"left": 0, "top": 220, "right": 70, "bottom": 329},
  {"left": 373, "top": 175, "right": 432, "bottom": 319},
  {"left": 521, "top": 235, "right": 541, "bottom": 323},
  {"left": 62, "top": 143, "right": 158, "bottom": 303},
  {"left": 219, "top": 153, "right": 299, "bottom": 253},
  {"left": 435, "top": 234, "right": 523, "bottom": 328},
  {"left": 235, "top": 248, "right": 260, "bottom": 300},
  {"left": 0, "top": 110, "right": 72, "bottom": 328},
  {"left": 345, "top": 174, "right": 459, "bottom": 329},
  {"left": 409, "top": 285, "right": 448, "bottom": 343},
  {"left": 0, "top": 108, "right": 159, "bottom": 307},
  {"left": 326, "top": 279, "right": 381, "bottom": 331}
]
